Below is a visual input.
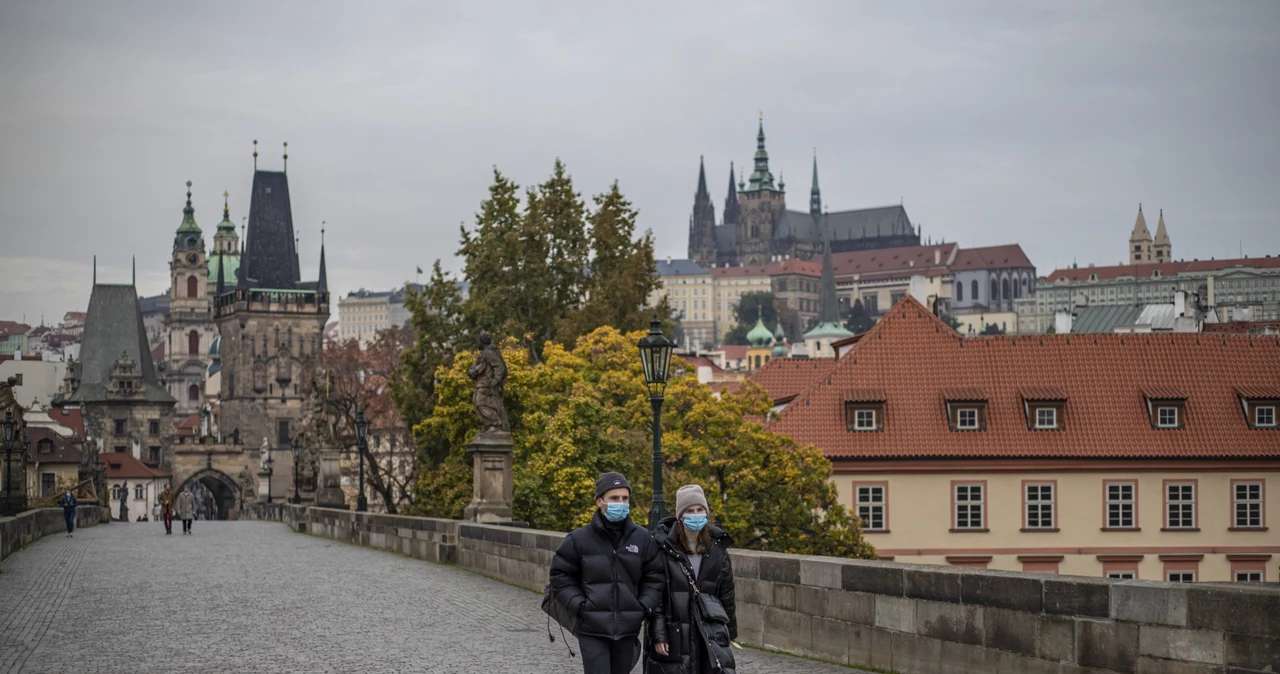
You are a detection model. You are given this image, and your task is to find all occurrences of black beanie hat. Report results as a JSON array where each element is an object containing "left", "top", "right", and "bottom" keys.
[{"left": 595, "top": 472, "right": 632, "bottom": 499}]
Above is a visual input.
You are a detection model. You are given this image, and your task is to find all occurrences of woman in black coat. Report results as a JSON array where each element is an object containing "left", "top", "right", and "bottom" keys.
[{"left": 645, "top": 484, "right": 737, "bottom": 674}]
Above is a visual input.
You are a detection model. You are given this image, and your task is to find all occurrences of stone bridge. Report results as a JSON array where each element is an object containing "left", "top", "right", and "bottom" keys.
[{"left": 2, "top": 506, "right": 1277, "bottom": 673}]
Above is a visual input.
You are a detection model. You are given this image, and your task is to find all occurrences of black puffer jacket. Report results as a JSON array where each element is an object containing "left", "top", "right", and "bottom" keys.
[
  {"left": 548, "top": 509, "right": 665, "bottom": 639},
  {"left": 645, "top": 518, "right": 737, "bottom": 674}
]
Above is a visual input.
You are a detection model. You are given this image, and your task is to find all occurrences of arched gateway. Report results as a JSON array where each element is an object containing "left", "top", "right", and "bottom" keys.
[{"left": 177, "top": 468, "right": 241, "bottom": 520}]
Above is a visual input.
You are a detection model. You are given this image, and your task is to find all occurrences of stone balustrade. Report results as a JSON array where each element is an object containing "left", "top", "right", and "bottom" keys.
[
  {"left": 1, "top": 506, "right": 102, "bottom": 561},
  {"left": 257, "top": 504, "right": 1280, "bottom": 673}
]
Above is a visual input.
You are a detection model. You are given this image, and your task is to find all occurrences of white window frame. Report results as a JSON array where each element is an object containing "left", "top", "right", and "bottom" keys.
[
  {"left": 1025, "top": 483, "right": 1055, "bottom": 529},
  {"left": 856, "top": 485, "right": 886, "bottom": 531},
  {"left": 1166, "top": 483, "right": 1196, "bottom": 529},
  {"left": 1035, "top": 407, "right": 1057, "bottom": 429},
  {"left": 1107, "top": 572, "right": 1135, "bottom": 580},
  {"left": 1106, "top": 482, "right": 1136, "bottom": 529},
  {"left": 1166, "top": 572, "right": 1196, "bottom": 583},
  {"left": 954, "top": 483, "right": 985, "bottom": 530},
  {"left": 1235, "top": 571, "right": 1263, "bottom": 583},
  {"left": 1233, "top": 482, "right": 1263, "bottom": 528},
  {"left": 957, "top": 408, "right": 979, "bottom": 430},
  {"left": 134, "top": 485, "right": 144, "bottom": 501},
  {"left": 1257, "top": 405, "right": 1276, "bottom": 427},
  {"left": 1156, "top": 406, "right": 1179, "bottom": 428},
  {"left": 854, "top": 409, "right": 877, "bottom": 431}
]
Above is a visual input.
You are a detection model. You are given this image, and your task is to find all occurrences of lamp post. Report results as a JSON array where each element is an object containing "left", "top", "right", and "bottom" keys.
[
  {"left": 291, "top": 435, "right": 302, "bottom": 504},
  {"left": 637, "top": 315, "right": 675, "bottom": 530},
  {"left": 1, "top": 413, "right": 14, "bottom": 516},
  {"left": 264, "top": 455, "right": 273, "bottom": 504},
  {"left": 354, "top": 406, "right": 369, "bottom": 513}
]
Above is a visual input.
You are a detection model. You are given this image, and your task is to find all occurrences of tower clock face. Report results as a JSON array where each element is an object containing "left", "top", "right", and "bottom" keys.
[{"left": 186, "top": 253, "right": 198, "bottom": 264}]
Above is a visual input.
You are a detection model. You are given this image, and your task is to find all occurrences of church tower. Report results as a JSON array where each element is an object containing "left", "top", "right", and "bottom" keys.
[
  {"left": 1153, "top": 209, "right": 1172, "bottom": 263},
  {"left": 736, "top": 116, "right": 786, "bottom": 265},
  {"left": 166, "top": 182, "right": 216, "bottom": 414},
  {"left": 215, "top": 145, "right": 329, "bottom": 463},
  {"left": 208, "top": 190, "right": 241, "bottom": 298},
  {"left": 1129, "top": 204, "right": 1152, "bottom": 264},
  {"left": 688, "top": 156, "right": 717, "bottom": 267}
]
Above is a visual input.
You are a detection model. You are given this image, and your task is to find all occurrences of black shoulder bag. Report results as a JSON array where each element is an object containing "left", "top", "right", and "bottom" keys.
[{"left": 677, "top": 560, "right": 729, "bottom": 624}]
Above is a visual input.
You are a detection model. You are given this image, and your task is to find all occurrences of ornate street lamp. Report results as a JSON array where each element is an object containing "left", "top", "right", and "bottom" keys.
[
  {"left": 637, "top": 315, "right": 675, "bottom": 530},
  {"left": 291, "top": 435, "right": 303, "bottom": 504},
  {"left": 354, "top": 406, "right": 369, "bottom": 513}
]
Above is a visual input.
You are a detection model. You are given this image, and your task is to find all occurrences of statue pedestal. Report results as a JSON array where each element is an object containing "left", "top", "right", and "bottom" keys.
[
  {"left": 463, "top": 431, "right": 513, "bottom": 524},
  {"left": 315, "top": 448, "right": 348, "bottom": 509},
  {"left": 257, "top": 470, "right": 272, "bottom": 504}
]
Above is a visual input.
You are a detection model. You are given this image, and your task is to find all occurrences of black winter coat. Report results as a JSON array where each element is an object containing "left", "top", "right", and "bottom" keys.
[
  {"left": 548, "top": 509, "right": 665, "bottom": 640},
  {"left": 645, "top": 518, "right": 737, "bottom": 674}
]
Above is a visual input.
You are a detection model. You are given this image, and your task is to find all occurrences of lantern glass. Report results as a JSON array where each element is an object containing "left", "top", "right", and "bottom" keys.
[
  {"left": 355, "top": 409, "right": 369, "bottom": 445},
  {"left": 2, "top": 414, "right": 12, "bottom": 443},
  {"left": 636, "top": 316, "right": 675, "bottom": 399}
]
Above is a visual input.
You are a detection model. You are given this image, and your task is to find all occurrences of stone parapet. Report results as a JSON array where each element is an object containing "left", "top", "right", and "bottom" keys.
[
  {"left": 273, "top": 506, "right": 1280, "bottom": 674},
  {"left": 1, "top": 506, "right": 102, "bottom": 561}
]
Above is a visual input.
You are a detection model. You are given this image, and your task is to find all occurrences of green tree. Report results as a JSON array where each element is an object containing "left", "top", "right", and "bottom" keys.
[
  {"left": 938, "top": 312, "right": 964, "bottom": 332},
  {"left": 981, "top": 323, "right": 1006, "bottom": 335},
  {"left": 392, "top": 261, "right": 467, "bottom": 467},
  {"left": 723, "top": 291, "right": 781, "bottom": 345},
  {"left": 845, "top": 298, "right": 876, "bottom": 334}
]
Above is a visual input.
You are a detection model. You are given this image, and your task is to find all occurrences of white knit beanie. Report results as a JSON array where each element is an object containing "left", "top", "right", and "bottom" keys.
[{"left": 675, "top": 484, "right": 709, "bottom": 517}]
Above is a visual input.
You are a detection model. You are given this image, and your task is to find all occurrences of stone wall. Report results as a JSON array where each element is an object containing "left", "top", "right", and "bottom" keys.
[
  {"left": 1, "top": 506, "right": 102, "bottom": 561},
  {"left": 271, "top": 505, "right": 1280, "bottom": 674}
]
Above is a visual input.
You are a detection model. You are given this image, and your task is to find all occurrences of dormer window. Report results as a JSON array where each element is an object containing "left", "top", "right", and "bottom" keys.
[
  {"left": 944, "top": 388, "right": 986, "bottom": 431},
  {"left": 1143, "top": 388, "right": 1187, "bottom": 430},
  {"left": 1021, "top": 388, "right": 1066, "bottom": 430},
  {"left": 844, "top": 389, "right": 886, "bottom": 432},
  {"left": 1237, "top": 387, "right": 1280, "bottom": 429}
]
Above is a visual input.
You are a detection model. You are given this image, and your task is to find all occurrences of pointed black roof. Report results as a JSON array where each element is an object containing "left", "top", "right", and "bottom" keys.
[
  {"left": 67, "top": 284, "right": 174, "bottom": 404},
  {"left": 241, "top": 170, "right": 300, "bottom": 290},
  {"left": 316, "top": 241, "right": 328, "bottom": 293}
]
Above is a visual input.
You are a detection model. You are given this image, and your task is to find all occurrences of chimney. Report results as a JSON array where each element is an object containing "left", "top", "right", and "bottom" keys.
[
  {"left": 934, "top": 249, "right": 941, "bottom": 265},
  {"left": 1173, "top": 290, "right": 1186, "bottom": 317},
  {"left": 1207, "top": 277, "right": 1216, "bottom": 307}
]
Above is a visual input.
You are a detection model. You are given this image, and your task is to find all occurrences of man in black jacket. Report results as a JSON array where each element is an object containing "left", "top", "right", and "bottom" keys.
[{"left": 549, "top": 472, "right": 666, "bottom": 673}]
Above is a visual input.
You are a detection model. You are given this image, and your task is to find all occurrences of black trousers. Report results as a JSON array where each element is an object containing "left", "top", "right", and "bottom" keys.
[
  {"left": 182, "top": 519, "right": 192, "bottom": 533},
  {"left": 63, "top": 510, "right": 75, "bottom": 534},
  {"left": 577, "top": 635, "right": 639, "bottom": 674}
]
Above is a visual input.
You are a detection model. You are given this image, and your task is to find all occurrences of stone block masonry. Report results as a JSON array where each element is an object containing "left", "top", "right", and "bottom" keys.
[
  {"left": 268, "top": 505, "right": 1280, "bottom": 674},
  {"left": 1, "top": 506, "right": 102, "bottom": 561}
]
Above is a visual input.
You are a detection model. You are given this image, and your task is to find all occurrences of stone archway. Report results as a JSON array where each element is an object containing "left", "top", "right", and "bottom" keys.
[{"left": 177, "top": 469, "right": 241, "bottom": 521}]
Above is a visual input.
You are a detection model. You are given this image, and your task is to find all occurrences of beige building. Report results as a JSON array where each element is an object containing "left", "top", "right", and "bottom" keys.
[
  {"left": 0, "top": 355, "right": 66, "bottom": 408},
  {"left": 652, "top": 260, "right": 715, "bottom": 349},
  {"left": 770, "top": 296, "right": 1279, "bottom": 583},
  {"left": 338, "top": 289, "right": 394, "bottom": 345}
]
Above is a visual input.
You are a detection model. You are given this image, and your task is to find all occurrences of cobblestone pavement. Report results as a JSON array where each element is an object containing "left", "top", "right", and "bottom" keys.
[{"left": 0, "top": 522, "right": 867, "bottom": 674}]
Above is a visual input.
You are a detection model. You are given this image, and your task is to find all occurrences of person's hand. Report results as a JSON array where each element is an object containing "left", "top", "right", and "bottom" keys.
[{"left": 655, "top": 643, "right": 669, "bottom": 656}]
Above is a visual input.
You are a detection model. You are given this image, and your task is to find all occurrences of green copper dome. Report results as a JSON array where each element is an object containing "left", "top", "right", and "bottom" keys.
[{"left": 747, "top": 317, "right": 774, "bottom": 347}]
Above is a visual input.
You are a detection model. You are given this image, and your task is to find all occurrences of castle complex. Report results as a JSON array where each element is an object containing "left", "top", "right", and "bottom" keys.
[{"left": 687, "top": 119, "right": 920, "bottom": 268}]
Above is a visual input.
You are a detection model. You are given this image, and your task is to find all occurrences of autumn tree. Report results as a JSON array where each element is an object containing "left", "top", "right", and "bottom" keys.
[
  {"left": 845, "top": 298, "right": 876, "bottom": 334},
  {"left": 320, "top": 328, "right": 418, "bottom": 514}
]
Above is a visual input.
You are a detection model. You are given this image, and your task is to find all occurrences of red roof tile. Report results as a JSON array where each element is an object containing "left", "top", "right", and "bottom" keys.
[
  {"left": 709, "top": 259, "right": 821, "bottom": 278},
  {"left": 718, "top": 345, "right": 749, "bottom": 361},
  {"left": 844, "top": 389, "right": 887, "bottom": 403},
  {"left": 679, "top": 355, "right": 723, "bottom": 373},
  {"left": 1141, "top": 386, "right": 1187, "bottom": 400},
  {"left": 771, "top": 296, "right": 1280, "bottom": 459},
  {"left": 1019, "top": 387, "right": 1067, "bottom": 401},
  {"left": 831, "top": 244, "right": 956, "bottom": 280},
  {"left": 1236, "top": 386, "right": 1280, "bottom": 399},
  {"left": 47, "top": 408, "right": 85, "bottom": 437},
  {"left": 26, "top": 427, "right": 83, "bottom": 464},
  {"left": 950, "top": 245, "right": 1033, "bottom": 271},
  {"left": 1044, "top": 256, "right": 1280, "bottom": 283},
  {"left": 942, "top": 387, "right": 987, "bottom": 401},
  {"left": 746, "top": 357, "right": 836, "bottom": 403},
  {"left": 100, "top": 452, "right": 171, "bottom": 479},
  {"left": 1203, "top": 321, "right": 1280, "bottom": 334}
]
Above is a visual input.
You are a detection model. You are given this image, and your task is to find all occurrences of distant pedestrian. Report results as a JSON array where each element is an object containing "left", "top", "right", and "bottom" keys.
[
  {"left": 644, "top": 484, "right": 737, "bottom": 674},
  {"left": 548, "top": 472, "right": 665, "bottom": 674},
  {"left": 175, "top": 486, "right": 196, "bottom": 534},
  {"left": 158, "top": 484, "right": 175, "bottom": 535},
  {"left": 59, "top": 491, "right": 78, "bottom": 537}
]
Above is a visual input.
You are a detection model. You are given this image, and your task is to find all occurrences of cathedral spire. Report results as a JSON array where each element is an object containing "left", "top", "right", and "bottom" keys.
[
  {"left": 216, "top": 248, "right": 226, "bottom": 296},
  {"left": 696, "top": 155, "right": 709, "bottom": 197},
  {"left": 688, "top": 158, "right": 717, "bottom": 263},
  {"left": 745, "top": 114, "right": 776, "bottom": 192},
  {"left": 810, "top": 150, "right": 822, "bottom": 217},
  {"left": 817, "top": 209, "right": 839, "bottom": 324},
  {"left": 1129, "top": 203, "right": 1152, "bottom": 264},
  {"left": 723, "top": 162, "right": 740, "bottom": 228}
]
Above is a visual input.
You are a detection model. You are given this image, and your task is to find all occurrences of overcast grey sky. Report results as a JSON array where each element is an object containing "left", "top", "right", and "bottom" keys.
[{"left": 1, "top": 1, "right": 1277, "bottom": 324}]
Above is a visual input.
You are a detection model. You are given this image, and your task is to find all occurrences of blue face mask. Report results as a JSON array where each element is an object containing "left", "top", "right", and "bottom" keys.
[
  {"left": 604, "top": 503, "right": 630, "bottom": 522},
  {"left": 682, "top": 513, "right": 708, "bottom": 532}
]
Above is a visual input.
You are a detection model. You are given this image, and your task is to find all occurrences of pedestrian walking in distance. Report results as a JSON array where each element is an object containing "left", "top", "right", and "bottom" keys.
[
  {"left": 158, "top": 484, "right": 175, "bottom": 535},
  {"left": 548, "top": 472, "right": 666, "bottom": 674},
  {"left": 59, "top": 491, "right": 78, "bottom": 538},
  {"left": 176, "top": 485, "right": 196, "bottom": 534},
  {"left": 645, "top": 484, "right": 738, "bottom": 674}
]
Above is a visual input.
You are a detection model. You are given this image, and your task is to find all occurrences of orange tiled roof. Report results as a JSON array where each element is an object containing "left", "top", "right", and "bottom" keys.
[
  {"left": 709, "top": 259, "right": 821, "bottom": 279},
  {"left": 831, "top": 243, "right": 956, "bottom": 280},
  {"left": 950, "top": 244, "right": 1033, "bottom": 270},
  {"left": 1203, "top": 321, "right": 1280, "bottom": 334},
  {"left": 47, "top": 408, "right": 85, "bottom": 437},
  {"left": 770, "top": 296, "right": 1280, "bottom": 459},
  {"left": 100, "top": 452, "right": 171, "bottom": 479},
  {"left": 746, "top": 357, "right": 836, "bottom": 403}
]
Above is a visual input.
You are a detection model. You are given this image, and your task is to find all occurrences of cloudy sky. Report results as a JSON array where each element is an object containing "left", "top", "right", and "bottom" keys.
[{"left": 1, "top": 1, "right": 1277, "bottom": 324}]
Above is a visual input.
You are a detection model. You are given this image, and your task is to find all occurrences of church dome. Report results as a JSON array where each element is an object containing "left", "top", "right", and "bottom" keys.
[{"left": 747, "top": 317, "right": 773, "bottom": 347}]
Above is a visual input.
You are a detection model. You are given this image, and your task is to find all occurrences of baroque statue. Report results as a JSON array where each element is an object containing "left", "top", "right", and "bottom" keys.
[
  {"left": 0, "top": 375, "right": 25, "bottom": 436},
  {"left": 259, "top": 437, "right": 271, "bottom": 472},
  {"left": 467, "top": 332, "right": 509, "bottom": 434}
]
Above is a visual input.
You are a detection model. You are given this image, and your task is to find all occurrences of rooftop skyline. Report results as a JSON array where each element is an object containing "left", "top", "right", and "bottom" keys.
[{"left": 2, "top": 1, "right": 1278, "bottom": 321}]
